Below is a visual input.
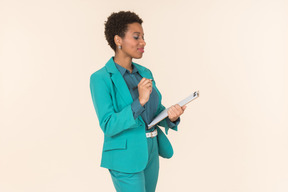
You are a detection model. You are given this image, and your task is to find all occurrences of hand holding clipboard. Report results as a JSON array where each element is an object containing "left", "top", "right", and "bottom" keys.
[{"left": 148, "top": 91, "right": 199, "bottom": 129}]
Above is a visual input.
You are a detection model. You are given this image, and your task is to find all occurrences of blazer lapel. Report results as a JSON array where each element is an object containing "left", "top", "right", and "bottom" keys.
[
  {"left": 111, "top": 73, "right": 133, "bottom": 105},
  {"left": 105, "top": 57, "right": 133, "bottom": 106},
  {"left": 105, "top": 57, "right": 158, "bottom": 109}
]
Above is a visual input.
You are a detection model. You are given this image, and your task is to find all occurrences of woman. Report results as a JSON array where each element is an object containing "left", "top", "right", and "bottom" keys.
[{"left": 90, "top": 11, "right": 186, "bottom": 192}]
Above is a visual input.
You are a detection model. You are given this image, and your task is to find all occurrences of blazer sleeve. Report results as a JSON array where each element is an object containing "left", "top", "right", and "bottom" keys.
[
  {"left": 90, "top": 72, "right": 141, "bottom": 137},
  {"left": 157, "top": 104, "right": 180, "bottom": 134}
]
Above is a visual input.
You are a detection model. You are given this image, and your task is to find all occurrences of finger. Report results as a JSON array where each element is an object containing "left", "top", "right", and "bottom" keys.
[
  {"left": 147, "top": 84, "right": 153, "bottom": 89},
  {"left": 169, "top": 106, "right": 179, "bottom": 117},
  {"left": 138, "top": 78, "right": 149, "bottom": 86},
  {"left": 149, "top": 87, "right": 152, "bottom": 93},
  {"left": 171, "top": 105, "right": 182, "bottom": 116},
  {"left": 139, "top": 78, "right": 146, "bottom": 83},
  {"left": 174, "top": 104, "right": 183, "bottom": 112},
  {"left": 175, "top": 104, "right": 186, "bottom": 114},
  {"left": 167, "top": 109, "right": 176, "bottom": 119},
  {"left": 142, "top": 80, "right": 152, "bottom": 87},
  {"left": 175, "top": 105, "right": 184, "bottom": 117},
  {"left": 168, "top": 108, "right": 178, "bottom": 121},
  {"left": 138, "top": 80, "right": 150, "bottom": 88},
  {"left": 142, "top": 83, "right": 152, "bottom": 90}
]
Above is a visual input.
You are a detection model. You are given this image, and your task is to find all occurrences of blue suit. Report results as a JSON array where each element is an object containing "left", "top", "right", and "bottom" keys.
[{"left": 90, "top": 57, "right": 178, "bottom": 174}]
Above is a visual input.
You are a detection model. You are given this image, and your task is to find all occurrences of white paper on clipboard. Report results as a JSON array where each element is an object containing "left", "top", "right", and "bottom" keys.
[{"left": 148, "top": 91, "right": 199, "bottom": 129}]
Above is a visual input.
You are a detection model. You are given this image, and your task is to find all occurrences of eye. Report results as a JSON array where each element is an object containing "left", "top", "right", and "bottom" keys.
[{"left": 134, "top": 36, "right": 139, "bottom": 40}]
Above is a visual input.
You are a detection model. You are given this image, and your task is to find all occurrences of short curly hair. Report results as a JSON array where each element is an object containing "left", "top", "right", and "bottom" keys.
[{"left": 104, "top": 11, "right": 143, "bottom": 51}]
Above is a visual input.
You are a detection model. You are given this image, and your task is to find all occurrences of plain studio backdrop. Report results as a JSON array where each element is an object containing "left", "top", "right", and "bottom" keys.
[{"left": 0, "top": 0, "right": 288, "bottom": 191}]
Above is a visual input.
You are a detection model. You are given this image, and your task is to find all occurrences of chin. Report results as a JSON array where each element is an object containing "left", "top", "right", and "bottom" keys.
[{"left": 134, "top": 54, "right": 143, "bottom": 59}]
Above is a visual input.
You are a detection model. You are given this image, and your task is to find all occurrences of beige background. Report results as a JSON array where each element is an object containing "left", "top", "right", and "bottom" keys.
[{"left": 1, "top": 0, "right": 288, "bottom": 191}]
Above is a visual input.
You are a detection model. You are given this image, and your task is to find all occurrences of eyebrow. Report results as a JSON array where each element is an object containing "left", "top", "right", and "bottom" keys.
[{"left": 133, "top": 32, "right": 144, "bottom": 35}]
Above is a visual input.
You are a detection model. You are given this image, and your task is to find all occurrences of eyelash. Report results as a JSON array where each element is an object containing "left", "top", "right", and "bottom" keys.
[{"left": 134, "top": 36, "right": 145, "bottom": 40}]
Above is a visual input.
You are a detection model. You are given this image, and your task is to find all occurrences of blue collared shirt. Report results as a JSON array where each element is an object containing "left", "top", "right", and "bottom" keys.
[{"left": 114, "top": 61, "right": 179, "bottom": 130}]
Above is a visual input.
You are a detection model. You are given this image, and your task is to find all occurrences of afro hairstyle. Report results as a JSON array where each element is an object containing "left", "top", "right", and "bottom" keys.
[{"left": 104, "top": 11, "right": 143, "bottom": 51}]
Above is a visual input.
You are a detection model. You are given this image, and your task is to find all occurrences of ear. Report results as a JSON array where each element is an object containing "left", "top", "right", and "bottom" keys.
[{"left": 114, "top": 35, "right": 122, "bottom": 47}]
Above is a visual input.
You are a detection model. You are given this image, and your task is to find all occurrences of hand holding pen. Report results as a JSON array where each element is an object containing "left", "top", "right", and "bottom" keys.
[{"left": 137, "top": 78, "right": 153, "bottom": 106}]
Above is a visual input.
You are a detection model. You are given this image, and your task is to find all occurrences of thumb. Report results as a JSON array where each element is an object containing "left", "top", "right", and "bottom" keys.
[{"left": 182, "top": 105, "right": 187, "bottom": 111}]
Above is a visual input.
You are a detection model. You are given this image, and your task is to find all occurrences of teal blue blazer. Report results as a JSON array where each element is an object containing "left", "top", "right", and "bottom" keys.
[{"left": 90, "top": 57, "right": 178, "bottom": 173}]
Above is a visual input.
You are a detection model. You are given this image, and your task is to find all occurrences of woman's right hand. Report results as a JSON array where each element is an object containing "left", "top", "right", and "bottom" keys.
[{"left": 138, "top": 78, "right": 153, "bottom": 106}]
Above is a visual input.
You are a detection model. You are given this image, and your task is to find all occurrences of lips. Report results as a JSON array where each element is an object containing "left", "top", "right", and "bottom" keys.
[{"left": 138, "top": 48, "right": 144, "bottom": 53}]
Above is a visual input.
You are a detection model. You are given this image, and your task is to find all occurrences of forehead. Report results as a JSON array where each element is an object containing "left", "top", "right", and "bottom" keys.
[{"left": 126, "top": 23, "right": 144, "bottom": 34}]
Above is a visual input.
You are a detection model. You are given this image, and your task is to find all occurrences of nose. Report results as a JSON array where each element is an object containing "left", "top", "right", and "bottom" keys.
[{"left": 140, "top": 38, "right": 146, "bottom": 47}]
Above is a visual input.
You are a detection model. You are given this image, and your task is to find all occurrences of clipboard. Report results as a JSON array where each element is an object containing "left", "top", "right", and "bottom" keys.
[{"left": 148, "top": 91, "right": 199, "bottom": 129}]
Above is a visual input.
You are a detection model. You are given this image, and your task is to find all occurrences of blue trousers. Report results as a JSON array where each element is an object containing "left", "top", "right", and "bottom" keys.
[{"left": 109, "top": 135, "right": 159, "bottom": 192}]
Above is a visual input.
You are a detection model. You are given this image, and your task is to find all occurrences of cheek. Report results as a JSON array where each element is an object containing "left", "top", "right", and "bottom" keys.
[{"left": 124, "top": 40, "right": 138, "bottom": 49}]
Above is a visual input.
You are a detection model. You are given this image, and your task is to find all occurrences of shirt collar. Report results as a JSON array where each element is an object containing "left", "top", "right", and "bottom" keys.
[{"left": 114, "top": 62, "right": 138, "bottom": 76}]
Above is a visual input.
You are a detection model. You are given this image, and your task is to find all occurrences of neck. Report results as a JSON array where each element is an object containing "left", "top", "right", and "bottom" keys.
[{"left": 114, "top": 52, "right": 133, "bottom": 73}]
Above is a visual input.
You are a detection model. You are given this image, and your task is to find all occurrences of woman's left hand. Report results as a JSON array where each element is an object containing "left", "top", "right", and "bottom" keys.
[{"left": 167, "top": 104, "right": 187, "bottom": 122}]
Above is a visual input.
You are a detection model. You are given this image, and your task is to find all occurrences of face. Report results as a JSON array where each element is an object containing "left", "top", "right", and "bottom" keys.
[{"left": 117, "top": 22, "right": 146, "bottom": 59}]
